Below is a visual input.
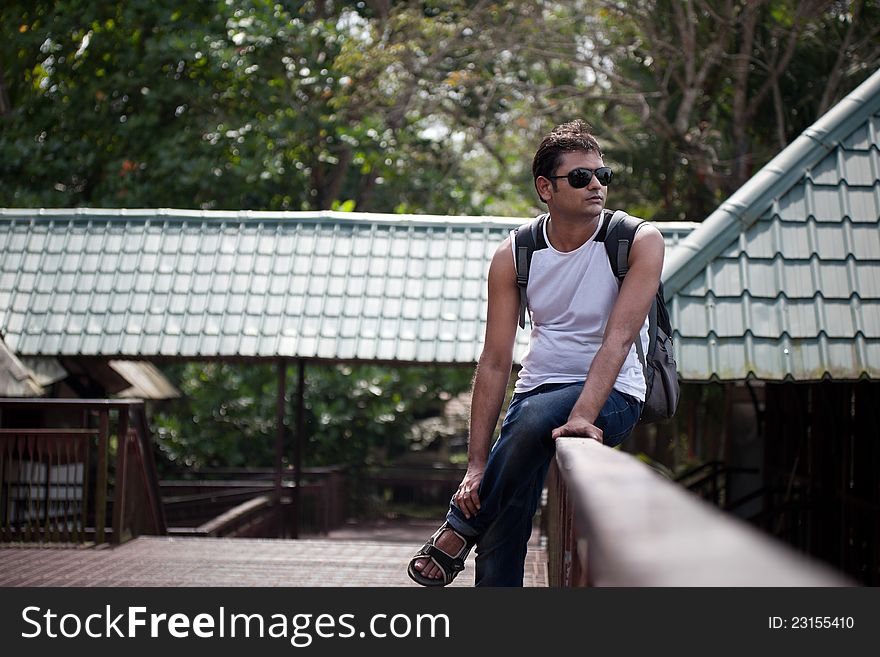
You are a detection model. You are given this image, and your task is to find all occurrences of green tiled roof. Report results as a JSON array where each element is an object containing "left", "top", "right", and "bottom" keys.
[
  {"left": 0, "top": 209, "right": 695, "bottom": 365},
  {"left": 1, "top": 211, "right": 509, "bottom": 363},
  {"left": 663, "top": 68, "right": 880, "bottom": 381}
]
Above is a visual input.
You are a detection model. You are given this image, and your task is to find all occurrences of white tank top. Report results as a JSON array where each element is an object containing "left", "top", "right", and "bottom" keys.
[{"left": 511, "top": 215, "right": 648, "bottom": 399}]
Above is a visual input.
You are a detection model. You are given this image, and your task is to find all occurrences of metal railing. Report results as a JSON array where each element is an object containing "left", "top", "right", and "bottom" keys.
[
  {"left": 546, "top": 437, "right": 854, "bottom": 586},
  {"left": 0, "top": 399, "right": 166, "bottom": 546}
]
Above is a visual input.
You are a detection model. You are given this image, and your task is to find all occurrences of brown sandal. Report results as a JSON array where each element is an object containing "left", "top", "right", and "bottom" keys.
[{"left": 407, "top": 521, "right": 476, "bottom": 587}]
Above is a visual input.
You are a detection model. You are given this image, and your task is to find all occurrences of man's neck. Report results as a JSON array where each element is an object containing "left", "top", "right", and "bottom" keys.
[{"left": 546, "top": 210, "right": 604, "bottom": 252}]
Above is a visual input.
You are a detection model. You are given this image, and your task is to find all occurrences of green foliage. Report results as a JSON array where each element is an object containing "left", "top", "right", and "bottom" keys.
[
  {"left": 0, "top": 0, "right": 553, "bottom": 215},
  {"left": 152, "top": 361, "right": 473, "bottom": 474},
  {"left": 2, "top": 1, "right": 878, "bottom": 219},
  {"left": 153, "top": 361, "right": 281, "bottom": 469}
]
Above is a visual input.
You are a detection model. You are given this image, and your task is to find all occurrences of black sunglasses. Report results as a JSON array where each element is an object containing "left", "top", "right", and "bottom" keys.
[{"left": 547, "top": 166, "right": 613, "bottom": 188}]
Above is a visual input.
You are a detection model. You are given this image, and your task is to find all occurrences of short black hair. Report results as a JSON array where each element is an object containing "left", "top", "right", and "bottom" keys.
[{"left": 532, "top": 120, "right": 603, "bottom": 202}]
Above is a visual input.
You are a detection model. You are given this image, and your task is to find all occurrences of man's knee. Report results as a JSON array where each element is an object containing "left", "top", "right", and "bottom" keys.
[{"left": 502, "top": 397, "right": 559, "bottom": 449}]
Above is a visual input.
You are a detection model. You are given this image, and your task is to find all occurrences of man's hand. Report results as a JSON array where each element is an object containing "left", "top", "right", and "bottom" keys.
[
  {"left": 453, "top": 466, "right": 485, "bottom": 519},
  {"left": 551, "top": 417, "right": 604, "bottom": 443}
]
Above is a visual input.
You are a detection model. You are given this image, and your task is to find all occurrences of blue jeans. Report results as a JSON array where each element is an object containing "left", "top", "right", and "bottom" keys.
[{"left": 446, "top": 382, "right": 642, "bottom": 587}]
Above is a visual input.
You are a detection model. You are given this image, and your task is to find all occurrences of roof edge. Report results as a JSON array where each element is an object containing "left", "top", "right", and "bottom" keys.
[
  {"left": 0, "top": 207, "right": 527, "bottom": 229},
  {"left": 663, "top": 67, "right": 880, "bottom": 298},
  {"left": 0, "top": 207, "right": 701, "bottom": 236}
]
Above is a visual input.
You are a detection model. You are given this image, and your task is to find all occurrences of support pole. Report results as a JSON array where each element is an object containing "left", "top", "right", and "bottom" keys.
[
  {"left": 293, "top": 360, "right": 305, "bottom": 539},
  {"left": 275, "top": 359, "right": 287, "bottom": 537}
]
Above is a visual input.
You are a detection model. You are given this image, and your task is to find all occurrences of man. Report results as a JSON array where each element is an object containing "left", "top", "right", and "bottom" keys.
[{"left": 407, "top": 120, "right": 665, "bottom": 587}]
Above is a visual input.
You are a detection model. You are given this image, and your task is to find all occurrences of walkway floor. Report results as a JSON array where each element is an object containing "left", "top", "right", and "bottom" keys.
[{"left": 0, "top": 521, "right": 548, "bottom": 587}]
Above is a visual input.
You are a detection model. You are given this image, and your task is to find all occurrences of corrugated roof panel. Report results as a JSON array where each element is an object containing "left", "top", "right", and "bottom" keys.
[
  {"left": 139, "top": 334, "right": 160, "bottom": 354},
  {"left": 675, "top": 336, "right": 880, "bottom": 381},
  {"left": 0, "top": 272, "right": 15, "bottom": 291},
  {"left": 783, "top": 299, "right": 826, "bottom": 337},
  {"left": 777, "top": 185, "right": 807, "bottom": 221},
  {"left": 2, "top": 251, "right": 21, "bottom": 274},
  {"left": 697, "top": 259, "right": 740, "bottom": 297},
  {"left": 22, "top": 252, "right": 41, "bottom": 272},
  {"left": 674, "top": 298, "right": 710, "bottom": 337},
  {"left": 851, "top": 223, "right": 880, "bottom": 259},
  {"left": 858, "top": 300, "right": 880, "bottom": 337},
  {"left": 183, "top": 314, "right": 204, "bottom": 335},
  {"left": 17, "top": 272, "right": 35, "bottom": 294},
  {"left": 818, "top": 298, "right": 863, "bottom": 337},
  {"left": 39, "top": 333, "right": 61, "bottom": 354},
  {"left": 198, "top": 334, "right": 220, "bottom": 356},
  {"left": 676, "top": 296, "right": 880, "bottom": 339},
  {"left": 810, "top": 185, "right": 847, "bottom": 221},
  {"left": 847, "top": 185, "right": 880, "bottom": 222},
  {"left": 36, "top": 272, "right": 56, "bottom": 294},
  {"left": 25, "top": 228, "right": 46, "bottom": 253},
  {"left": 784, "top": 219, "right": 832, "bottom": 257},
  {"left": 58, "top": 250, "right": 80, "bottom": 273},
  {"left": 738, "top": 219, "right": 777, "bottom": 258},
  {"left": 203, "top": 315, "right": 221, "bottom": 336},
  {"left": 666, "top": 69, "right": 880, "bottom": 380},
  {"left": 809, "top": 149, "right": 840, "bottom": 184},
  {"left": 58, "top": 331, "right": 84, "bottom": 354},
  {"left": 842, "top": 150, "right": 878, "bottom": 186},
  {"left": 8, "top": 227, "right": 28, "bottom": 252},
  {"left": 784, "top": 260, "right": 824, "bottom": 298},
  {"left": 842, "top": 120, "right": 871, "bottom": 150},
  {"left": 856, "top": 262, "right": 880, "bottom": 297},
  {"left": 740, "top": 213, "right": 864, "bottom": 260}
]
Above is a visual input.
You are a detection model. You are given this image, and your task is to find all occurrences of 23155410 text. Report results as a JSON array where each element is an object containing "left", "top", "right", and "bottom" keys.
[{"left": 768, "top": 616, "right": 854, "bottom": 630}]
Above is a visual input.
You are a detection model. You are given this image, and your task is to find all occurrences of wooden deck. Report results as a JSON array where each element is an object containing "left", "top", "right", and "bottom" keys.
[{"left": 0, "top": 524, "right": 548, "bottom": 587}]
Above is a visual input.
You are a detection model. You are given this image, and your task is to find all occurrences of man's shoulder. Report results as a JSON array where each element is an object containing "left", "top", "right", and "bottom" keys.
[{"left": 607, "top": 210, "right": 662, "bottom": 243}]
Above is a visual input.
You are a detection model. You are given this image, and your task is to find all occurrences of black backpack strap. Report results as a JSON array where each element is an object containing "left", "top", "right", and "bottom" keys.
[
  {"left": 596, "top": 209, "right": 645, "bottom": 281},
  {"left": 512, "top": 214, "right": 548, "bottom": 329},
  {"left": 597, "top": 209, "right": 651, "bottom": 382}
]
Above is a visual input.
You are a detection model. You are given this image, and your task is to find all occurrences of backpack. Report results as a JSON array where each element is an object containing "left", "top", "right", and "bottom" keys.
[{"left": 512, "top": 209, "right": 680, "bottom": 424}]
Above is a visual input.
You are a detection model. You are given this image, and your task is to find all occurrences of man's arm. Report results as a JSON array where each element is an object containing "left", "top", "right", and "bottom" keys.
[
  {"left": 453, "top": 237, "right": 520, "bottom": 518},
  {"left": 551, "top": 224, "right": 665, "bottom": 441}
]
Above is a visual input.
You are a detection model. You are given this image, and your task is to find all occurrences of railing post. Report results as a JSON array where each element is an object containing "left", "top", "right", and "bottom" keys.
[
  {"left": 24, "top": 434, "right": 35, "bottom": 541},
  {"left": 132, "top": 405, "right": 167, "bottom": 535},
  {"left": 95, "top": 410, "right": 109, "bottom": 544},
  {"left": 111, "top": 409, "right": 130, "bottom": 545},
  {"left": 43, "top": 437, "right": 52, "bottom": 541},
  {"left": 79, "top": 432, "right": 90, "bottom": 544},
  {"left": 0, "top": 436, "right": 9, "bottom": 542}
]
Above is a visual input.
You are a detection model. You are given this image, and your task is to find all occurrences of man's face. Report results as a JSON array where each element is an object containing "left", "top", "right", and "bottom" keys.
[{"left": 538, "top": 150, "right": 607, "bottom": 220}]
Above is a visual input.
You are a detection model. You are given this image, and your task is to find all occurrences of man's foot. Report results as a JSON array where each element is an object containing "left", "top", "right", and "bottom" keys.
[
  {"left": 411, "top": 526, "right": 465, "bottom": 581},
  {"left": 406, "top": 522, "right": 475, "bottom": 586}
]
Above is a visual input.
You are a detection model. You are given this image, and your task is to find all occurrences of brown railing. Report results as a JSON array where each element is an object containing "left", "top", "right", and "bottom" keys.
[
  {"left": 0, "top": 399, "right": 166, "bottom": 546},
  {"left": 0, "top": 428, "right": 92, "bottom": 543},
  {"left": 546, "top": 437, "right": 854, "bottom": 586},
  {"left": 159, "top": 465, "right": 347, "bottom": 537}
]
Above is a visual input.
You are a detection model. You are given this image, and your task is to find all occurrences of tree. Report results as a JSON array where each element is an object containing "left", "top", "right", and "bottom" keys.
[
  {"left": 579, "top": 0, "right": 880, "bottom": 220},
  {"left": 0, "top": 1, "right": 560, "bottom": 215}
]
